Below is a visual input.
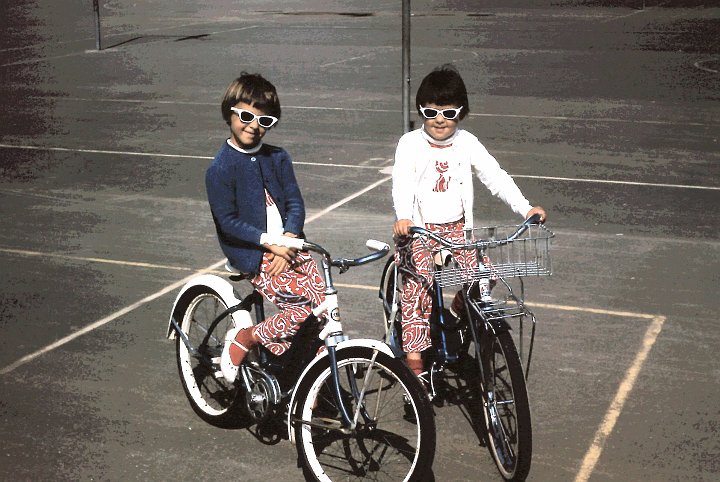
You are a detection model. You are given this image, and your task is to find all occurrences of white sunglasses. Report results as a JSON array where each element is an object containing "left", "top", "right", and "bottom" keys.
[
  {"left": 230, "top": 107, "right": 279, "bottom": 128},
  {"left": 418, "top": 105, "right": 463, "bottom": 120}
]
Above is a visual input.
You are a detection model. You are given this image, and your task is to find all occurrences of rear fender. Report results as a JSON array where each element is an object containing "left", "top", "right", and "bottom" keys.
[{"left": 166, "top": 274, "right": 247, "bottom": 339}]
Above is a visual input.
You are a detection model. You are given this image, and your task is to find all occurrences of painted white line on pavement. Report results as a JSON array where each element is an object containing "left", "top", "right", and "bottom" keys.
[
  {"left": 0, "top": 177, "right": 392, "bottom": 376},
  {"left": 0, "top": 143, "right": 383, "bottom": 169},
  {"left": 0, "top": 240, "right": 667, "bottom": 482},
  {"left": 16, "top": 96, "right": 720, "bottom": 128},
  {"left": 513, "top": 174, "right": 720, "bottom": 191},
  {"left": 0, "top": 267, "right": 221, "bottom": 376},
  {"left": 306, "top": 176, "right": 391, "bottom": 223},
  {"left": 1, "top": 143, "right": 717, "bottom": 191}
]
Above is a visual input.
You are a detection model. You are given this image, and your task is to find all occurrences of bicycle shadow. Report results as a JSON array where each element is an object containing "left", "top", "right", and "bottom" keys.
[{"left": 428, "top": 357, "right": 492, "bottom": 450}]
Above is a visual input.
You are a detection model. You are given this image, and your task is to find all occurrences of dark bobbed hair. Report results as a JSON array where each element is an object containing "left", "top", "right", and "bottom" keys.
[
  {"left": 415, "top": 64, "right": 469, "bottom": 120},
  {"left": 221, "top": 72, "right": 281, "bottom": 126}
]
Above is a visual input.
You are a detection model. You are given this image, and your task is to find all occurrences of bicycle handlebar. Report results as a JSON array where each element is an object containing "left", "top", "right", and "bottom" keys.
[
  {"left": 265, "top": 235, "right": 389, "bottom": 271},
  {"left": 301, "top": 239, "right": 390, "bottom": 272},
  {"left": 408, "top": 214, "right": 543, "bottom": 250}
]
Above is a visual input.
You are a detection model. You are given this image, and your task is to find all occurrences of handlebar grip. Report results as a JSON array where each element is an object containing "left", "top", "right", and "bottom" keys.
[
  {"left": 366, "top": 239, "right": 390, "bottom": 252},
  {"left": 525, "top": 213, "right": 542, "bottom": 225}
]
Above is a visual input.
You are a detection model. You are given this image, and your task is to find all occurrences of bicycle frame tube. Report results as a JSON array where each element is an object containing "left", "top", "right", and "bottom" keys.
[
  {"left": 313, "top": 259, "right": 357, "bottom": 429},
  {"left": 463, "top": 294, "right": 486, "bottom": 386},
  {"left": 326, "top": 346, "right": 354, "bottom": 427},
  {"left": 433, "top": 282, "right": 460, "bottom": 364}
]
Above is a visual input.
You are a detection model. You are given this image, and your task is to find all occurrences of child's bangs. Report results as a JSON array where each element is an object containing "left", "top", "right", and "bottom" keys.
[{"left": 238, "top": 87, "right": 279, "bottom": 117}]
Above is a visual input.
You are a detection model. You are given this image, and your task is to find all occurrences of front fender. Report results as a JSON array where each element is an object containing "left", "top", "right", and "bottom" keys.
[
  {"left": 484, "top": 315, "right": 513, "bottom": 335},
  {"left": 287, "top": 339, "right": 397, "bottom": 444},
  {"left": 166, "top": 274, "right": 246, "bottom": 339}
]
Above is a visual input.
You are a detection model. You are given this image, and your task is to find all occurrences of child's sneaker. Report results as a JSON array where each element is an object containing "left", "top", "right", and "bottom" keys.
[{"left": 219, "top": 319, "right": 257, "bottom": 382}]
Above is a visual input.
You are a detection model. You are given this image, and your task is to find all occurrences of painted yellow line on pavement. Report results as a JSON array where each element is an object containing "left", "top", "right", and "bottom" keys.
[
  {"left": 574, "top": 315, "right": 666, "bottom": 482},
  {"left": 0, "top": 247, "right": 195, "bottom": 271}
]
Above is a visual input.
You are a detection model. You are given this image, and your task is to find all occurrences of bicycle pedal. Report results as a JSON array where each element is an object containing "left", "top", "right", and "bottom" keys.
[{"left": 209, "top": 357, "right": 224, "bottom": 379}]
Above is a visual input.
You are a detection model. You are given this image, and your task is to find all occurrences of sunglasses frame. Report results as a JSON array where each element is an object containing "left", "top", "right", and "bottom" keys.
[
  {"left": 418, "top": 105, "right": 463, "bottom": 120},
  {"left": 230, "top": 107, "right": 279, "bottom": 128}
]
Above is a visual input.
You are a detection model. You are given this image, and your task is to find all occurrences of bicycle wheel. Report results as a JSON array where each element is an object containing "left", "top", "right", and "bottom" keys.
[
  {"left": 480, "top": 331, "right": 532, "bottom": 481},
  {"left": 293, "top": 346, "right": 435, "bottom": 482},
  {"left": 175, "top": 288, "right": 244, "bottom": 426}
]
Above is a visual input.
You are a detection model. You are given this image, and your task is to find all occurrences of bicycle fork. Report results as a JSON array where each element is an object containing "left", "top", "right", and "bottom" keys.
[{"left": 310, "top": 294, "right": 377, "bottom": 431}]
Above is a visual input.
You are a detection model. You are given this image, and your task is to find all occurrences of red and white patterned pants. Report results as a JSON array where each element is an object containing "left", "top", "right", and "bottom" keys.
[
  {"left": 250, "top": 251, "right": 326, "bottom": 356},
  {"left": 395, "top": 219, "right": 478, "bottom": 353}
]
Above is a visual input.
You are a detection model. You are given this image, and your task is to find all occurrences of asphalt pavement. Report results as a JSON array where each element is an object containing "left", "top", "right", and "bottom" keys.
[{"left": 1, "top": 1, "right": 718, "bottom": 481}]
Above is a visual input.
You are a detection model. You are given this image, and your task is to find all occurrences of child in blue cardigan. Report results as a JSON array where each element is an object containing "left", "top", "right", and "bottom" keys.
[{"left": 206, "top": 72, "right": 325, "bottom": 382}]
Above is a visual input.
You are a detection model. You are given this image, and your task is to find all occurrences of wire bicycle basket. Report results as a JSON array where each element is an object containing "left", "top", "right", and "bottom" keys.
[{"left": 432, "top": 223, "right": 554, "bottom": 288}]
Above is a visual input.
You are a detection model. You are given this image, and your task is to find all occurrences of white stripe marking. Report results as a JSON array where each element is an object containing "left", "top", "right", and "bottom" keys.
[
  {"left": 0, "top": 267, "right": 221, "bottom": 376},
  {"left": 0, "top": 240, "right": 668, "bottom": 482},
  {"left": 513, "top": 174, "right": 720, "bottom": 191},
  {"left": 15, "top": 95, "right": 720, "bottom": 128},
  {"left": 0, "top": 178, "right": 391, "bottom": 375},
  {"left": 1, "top": 143, "right": 715, "bottom": 191}
]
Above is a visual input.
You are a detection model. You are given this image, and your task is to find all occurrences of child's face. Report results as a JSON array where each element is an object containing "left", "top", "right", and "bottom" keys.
[
  {"left": 420, "top": 103, "right": 461, "bottom": 143},
  {"left": 228, "top": 101, "right": 274, "bottom": 150}
]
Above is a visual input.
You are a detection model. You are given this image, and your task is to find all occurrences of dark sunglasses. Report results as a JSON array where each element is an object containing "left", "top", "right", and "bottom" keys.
[
  {"left": 418, "top": 106, "right": 463, "bottom": 120},
  {"left": 230, "top": 107, "right": 279, "bottom": 128}
]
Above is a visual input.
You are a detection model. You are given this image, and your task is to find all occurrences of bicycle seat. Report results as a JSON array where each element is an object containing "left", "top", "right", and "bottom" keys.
[{"left": 225, "top": 261, "right": 253, "bottom": 282}]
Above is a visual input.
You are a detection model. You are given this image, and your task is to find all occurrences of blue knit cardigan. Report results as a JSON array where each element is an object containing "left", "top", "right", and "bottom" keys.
[{"left": 205, "top": 141, "right": 305, "bottom": 274}]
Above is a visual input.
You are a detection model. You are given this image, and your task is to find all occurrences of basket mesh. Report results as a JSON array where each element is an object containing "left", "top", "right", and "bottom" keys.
[{"left": 432, "top": 224, "right": 553, "bottom": 287}]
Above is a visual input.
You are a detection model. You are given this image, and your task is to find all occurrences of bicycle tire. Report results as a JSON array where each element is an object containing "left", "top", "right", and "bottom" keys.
[
  {"left": 293, "top": 346, "right": 435, "bottom": 482},
  {"left": 480, "top": 330, "right": 532, "bottom": 481},
  {"left": 175, "top": 287, "right": 245, "bottom": 426}
]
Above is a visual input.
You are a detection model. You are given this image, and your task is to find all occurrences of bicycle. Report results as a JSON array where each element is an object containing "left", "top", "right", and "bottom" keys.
[
  {"left": 167, "top": 237, "right": 436, "bottom": 482},
  {"left": 378, "top": 214, "right": 553, "bottom": 481}
]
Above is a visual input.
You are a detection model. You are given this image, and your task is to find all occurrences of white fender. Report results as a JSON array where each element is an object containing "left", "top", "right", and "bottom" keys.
[
  {"left": 167, "top": 274, "right": 249, "bottom": 339},
  {"left": 287, "top": 338, "right": 397, "bottom": 443}
]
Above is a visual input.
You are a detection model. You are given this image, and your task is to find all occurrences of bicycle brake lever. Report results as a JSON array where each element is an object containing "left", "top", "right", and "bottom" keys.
[{"left": 332, "top": 258, "right": 350, "bottom": 273}]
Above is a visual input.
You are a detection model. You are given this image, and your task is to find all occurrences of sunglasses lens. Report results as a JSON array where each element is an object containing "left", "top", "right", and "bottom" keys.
[
  {"left": 422, "top": 108, "right": 439, "bottom": 119},
  {"left": 258, "top": 117, "right": 275, "bottom": 128},
  {"left": 238, "top": 110, "right": 255, "bottom": 123},
  {"left": 443, "top": 109, "right": 460, "bottom": 120}
]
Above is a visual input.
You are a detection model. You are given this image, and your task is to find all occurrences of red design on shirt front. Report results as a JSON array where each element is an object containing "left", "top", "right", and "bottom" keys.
[{"left": 433, "top": 160, "right": 450, "bottom": 192}]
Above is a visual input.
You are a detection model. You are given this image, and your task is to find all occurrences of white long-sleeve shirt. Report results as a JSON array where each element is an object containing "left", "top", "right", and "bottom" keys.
[{"left": 392, "top": 128, "right": 532, "bottom": 229}]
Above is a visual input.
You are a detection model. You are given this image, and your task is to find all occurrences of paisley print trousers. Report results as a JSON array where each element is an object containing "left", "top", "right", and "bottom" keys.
[
  {"left": 250, "top": 251, "right": 326, "bottom": 356},
  {"left": 395, "top": 219, "right": 478, "bottom": 353}
]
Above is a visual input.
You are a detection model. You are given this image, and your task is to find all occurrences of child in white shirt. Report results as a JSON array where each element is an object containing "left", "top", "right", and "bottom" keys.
[{"left": 391, "top": 64, "right": 546, "bottom": 379}]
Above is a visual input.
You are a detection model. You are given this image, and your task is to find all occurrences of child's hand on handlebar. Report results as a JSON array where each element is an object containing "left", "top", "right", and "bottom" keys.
[
  {"left": 393, "top": 219, "right": 414, "bottom": 237},
  {"left": 525, "top": 207, "right": 547, "bottom": 224},
  {"left": 264, "top": 232, "right": 302, "bottom": 276},
  {"left": 264, "top": 244, "right": 296, "bottom": 276}
]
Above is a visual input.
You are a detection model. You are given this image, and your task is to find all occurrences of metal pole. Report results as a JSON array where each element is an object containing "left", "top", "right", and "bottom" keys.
[
  {"left": 93, "top": 0, "right": 102, "bottom": 50},
  {"left": 402, "top": 0, "right": 411, "bottom": 133}
]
